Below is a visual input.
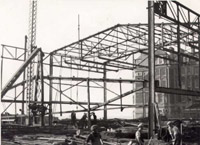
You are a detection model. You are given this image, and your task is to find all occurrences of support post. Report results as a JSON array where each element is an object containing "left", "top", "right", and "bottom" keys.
[
  {"left": 87, "top": 79, "right": 91, "bottom": 129},
  {"left": 119, "top": 78, "right": 123, "bottom": 111},
  {"left": 40, "top": 51, "right": 45, "bottom": 126},
  {"left": 142, "top": 72, "right": 145, "bottom": 118},
  {"left": 177, "top": 5, "right": 181, "bottom": 88},
  {"left": 198, "top": 18, "right": 200, "bottom": 119},
  {"left": 161, "top": 23, "right": 164, "bottom": 47},
  {"left": 15, "top": 88, "right": 17, "bottom": 121},
  {"left": 59, "top": 75, "right": 62, "bottom": 116},
  {"left": 1, "top": 46, "right": 4, "bottom": 91},
  {"left": 103, "top": 64, "right": 107, "bottom": 120},
  {"left": 148, "top": 1, "right": 155, "bottom": 138},
  {"left": 198, "top": 18, "right": 200, "bottom": 92},
  {"left": 22, "top": 36, "right": 27, "bottom": 115},
  {"left": 49, "top": 54, "right": 53, "bottom": 126}
]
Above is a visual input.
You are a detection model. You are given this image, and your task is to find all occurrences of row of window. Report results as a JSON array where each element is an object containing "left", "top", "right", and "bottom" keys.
[
  {"left": 173, "top": 76, "right": 199, "bottom": 89},
  {"left": 181, "top": 66, "right": 198, "bottom": 75},
  {"left": 135, "top": 66, "right": 199, "bottom": 77},
  {"left": 134, "top": 92, "right": 164, "bottom": 104},
  {"left": 134, "top": 92, "right": 193, "bottom": 105}
]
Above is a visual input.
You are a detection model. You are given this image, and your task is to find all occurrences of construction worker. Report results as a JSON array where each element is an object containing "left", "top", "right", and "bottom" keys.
[
  {"left": 91, "top": 112, "right": 97, "bottom": 125},
  {"left": 79, "top": 113, "right": 87, "bottom": 129},
  {"left": 85, "top": 125, "right": 103, "bottom": 145},
  {"left": 167, "top": 121, "right": 181, "bottom": 145},
  {"left": 71, "top": 111, "right": 77, "bottom": 128},
  {"left": 135, "top": 123, "right": 144, "bottom": 145}
]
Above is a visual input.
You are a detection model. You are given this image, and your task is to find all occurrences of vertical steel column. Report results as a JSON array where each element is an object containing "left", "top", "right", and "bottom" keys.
[
  {"left": 22, "top": 36, "right": 27, "bottom": 115},
  {"left": 1, "top": 46, "right": 4, "bottom": 90},
  {"left": 40, "top": 51, "right": 45, "bottom": 126},
  {"left": 148, "top": 1, "right": 155, "bottom": 138},
  {"left": 198, "top": 18, "right": 200, "bottom": 92},
  {"left": 103, "top": 64, "right": 107, "bottom": 120},
  {"left": 142, "top": 72, "right": 145, "bottom": 118},
  {"left": 161, "top": 23, "right": 164, "bottom": 47},
  {"left": 177, "top": 4, "right": 181, "bottom": 88},
  {"left": 132, "top": 54, "right": 135, "bottom": 106},
  {"left": 119, "top": 78, "right": 123, "bottom": 111},
  {"left": 49, "top": 54, "right": 53, "bottom": 126},
  {"left": 87, "top": 79, "right": 91, "bottom": 128},
  {"left": 59, "top": 76, "right": 62, "bottom": 116},
  {"left": 15, "top": 88, "right": 17, "bottom": 120}
]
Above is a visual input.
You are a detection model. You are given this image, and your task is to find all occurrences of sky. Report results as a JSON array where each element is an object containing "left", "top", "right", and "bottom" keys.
[{"left": 1, "top": 0, "right": 200, "bottom": 119}]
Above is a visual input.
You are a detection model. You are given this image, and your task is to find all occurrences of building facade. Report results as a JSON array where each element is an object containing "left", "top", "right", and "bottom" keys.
[{"left": 133, "top": 50, "right": 200, "bottom": 119}]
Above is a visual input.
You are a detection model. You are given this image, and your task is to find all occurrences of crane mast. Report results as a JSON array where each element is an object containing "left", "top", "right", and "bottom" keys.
[{"left": 26, "top": 0, "right": 37, "bottom": 125}]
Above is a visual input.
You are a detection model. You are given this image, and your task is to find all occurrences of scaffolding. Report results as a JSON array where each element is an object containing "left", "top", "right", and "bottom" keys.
[{"left": 1, "top": 0, "right": 200, "bottom": 137}]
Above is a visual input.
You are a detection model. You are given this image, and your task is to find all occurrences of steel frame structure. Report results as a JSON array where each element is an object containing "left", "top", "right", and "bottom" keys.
[{"left": 1, "top": 1, "right": 200, "bottom": 132}]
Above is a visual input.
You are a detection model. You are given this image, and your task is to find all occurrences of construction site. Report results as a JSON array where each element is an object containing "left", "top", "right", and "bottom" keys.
[{"left": 1, "top": 0, "right": 200, "bottom": 145}]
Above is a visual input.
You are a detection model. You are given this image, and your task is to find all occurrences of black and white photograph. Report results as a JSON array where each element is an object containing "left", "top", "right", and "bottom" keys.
[{"left": 1, "top": 0, "right": 200, "bottom": 144}]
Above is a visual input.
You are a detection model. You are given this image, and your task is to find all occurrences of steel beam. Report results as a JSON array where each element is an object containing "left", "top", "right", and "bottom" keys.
[
  {"left": 155, "top": 87, "right": 200, "bottom": 96},
  {"left": 91, "top": 87, "right": 143, "bottom": 111},
  {"left": 103, "top": 65, "right": 107, "bottom": 120},
  {"left": 40, "top": 51, "right": 45, "bottom": 126},
  {"left": 177, "top": 4, "right": 181, "bottom": 88},
  {"left": 1, "top": 48, "right": 41, "bottom": 98},
  {"left": 22, "top": 36, "right": 27, "bottom": 115},
  {"left": 44, "top": 76, "right": 143, "bottom": 83},
  {"left": 148, "top": 1, "right": 155, "bottom": 138},
  {"left": 49, "top": 54, "right": 53, "bottom": 126},
  {"left": 87, "top": 79, "right": 91, "bottom": 128},
  {"left": 1, "top": 99, "right": 135, "bottom": 107}
]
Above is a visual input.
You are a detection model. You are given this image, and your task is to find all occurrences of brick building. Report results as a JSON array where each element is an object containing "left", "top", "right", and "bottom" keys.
[{"left": 133, "top": 50, "right": 200, "bottom": 119}]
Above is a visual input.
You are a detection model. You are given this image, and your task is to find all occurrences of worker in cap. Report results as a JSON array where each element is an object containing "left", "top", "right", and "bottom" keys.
[
  {"left": 135, "top": 123, "right": 144, "bottom": 145},
  {"left": 167, "top": 121, "right": 181, "bottom": 145},
  {"left": 128, "top": 123, "right": 144, "bottom": 145},
  {"left": 91, "top": 125, "right": 98, "bottom": 131},
  {"left": 86, "top": 125, "right": 103, "bottom": 145}
]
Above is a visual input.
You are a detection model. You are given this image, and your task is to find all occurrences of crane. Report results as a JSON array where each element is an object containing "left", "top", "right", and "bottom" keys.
[{"left": 26, "top": 0, "right": 38, "bottom": 125}]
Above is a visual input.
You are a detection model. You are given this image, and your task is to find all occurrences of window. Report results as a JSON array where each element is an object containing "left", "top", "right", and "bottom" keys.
[
  {"left": 183, "top": 57, "right": 189, "bottom": 63},
  {"left": 187, "top": 76, "right": 192, "bottom": 88},
  {"left": 174, "top": 68, "right": 178, "bottom": 77},
  {"left": 136, "top": 72, "right": 143, "bottom": 76},
  {"left": 161, "top": 79, "right": 167, "bottom": 87},
  {"left": 136, "top": 92, "right": 143, "bottom": 104},
  {"left": 181, "top": 67, "right": 185, "bottom": 75},
  {"left": 174, "top": 79, "right": 178, "bottom": 88},
  {"left": 181, "top": 77, "right": 186, "bottom": 89},
  {"left": 194, "top": 67, "right": 198, "bottom": 75},
  {"left": 158, "top": 93, "right": 163, "bottom": 103},
  {"left": 136, "top": 76, "right": 143, "bottom": 80},
  {"left": 181, "top": 96, "right": 186, "bottom": 102},
  {"left": 136, "top": 82, "right": 143, "bottom": 89},
  {"left": 159, "top": 58, "right": 164, "bottom": 64},
  {"left": 187, "top": 67, "right": 191, "bottom": 75},
  {"left": 170, "top": 95, "right": 175, "bottom": 104},
  {"left": 155, "top": 58, "right": 159, "bottom": 65},
  {"left": 176, "top": 95, "right": 181, "bottom": 103},
  {"left": 160, "top": 68, "right": 166, "bottom": 76},
  {"left": 155, "top": 69, "right": 160, "bottom": 76},
  {"left": 145, "top": 92, "right": 149, "bottom": 104},
  {"left": 194, "top": 76, "right": 199, "bottom": 88},
  {"left": 135, "top": 72, "right": 143, "bottom": 80}
]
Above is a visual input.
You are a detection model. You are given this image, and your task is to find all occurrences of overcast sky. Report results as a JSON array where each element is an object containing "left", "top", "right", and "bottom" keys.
[
  {"left": 1, "top": 0, "right": 199, "bottom": 53},
  {"left": 1, "top": 0, "right": 200, "bottom": 119}
]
